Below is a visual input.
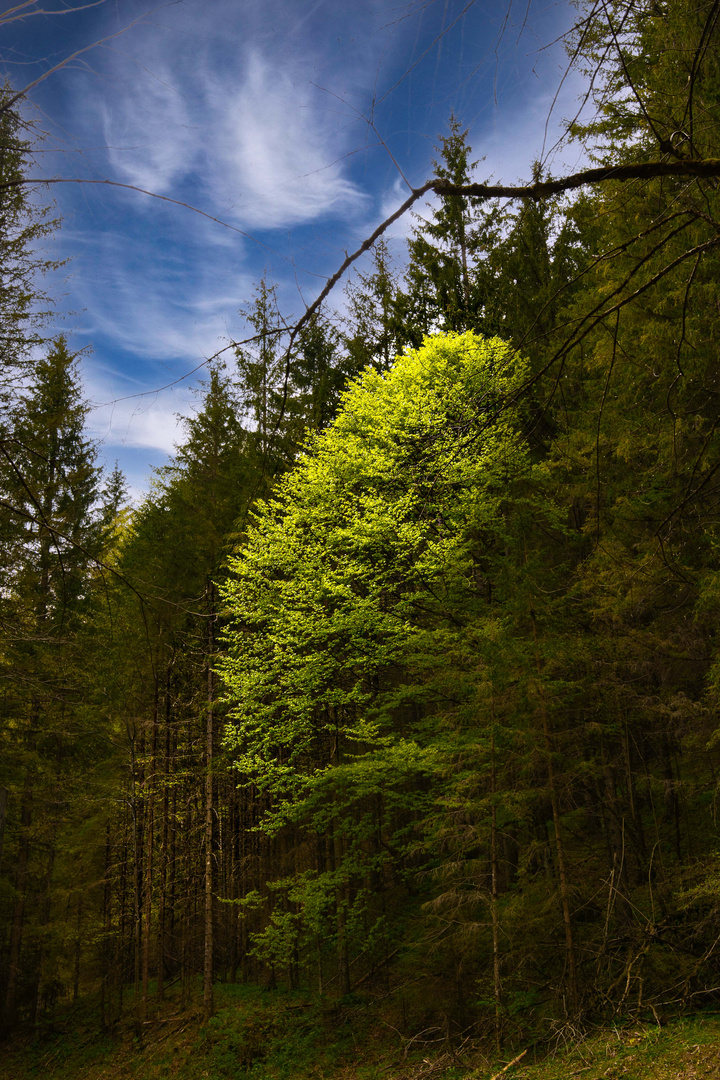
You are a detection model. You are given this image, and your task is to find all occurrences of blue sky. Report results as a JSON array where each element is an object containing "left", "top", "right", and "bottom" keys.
[{"left": 2, "top": 0, "right": 587, "bottom": 497}]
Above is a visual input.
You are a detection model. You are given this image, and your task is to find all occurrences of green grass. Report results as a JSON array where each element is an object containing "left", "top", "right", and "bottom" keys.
[
  {"left": 505, "top": 1015, "right": 720, "bottom": 1080},
  {"left": 2, "top": 986, "right": 720, "bottom": 1080}
]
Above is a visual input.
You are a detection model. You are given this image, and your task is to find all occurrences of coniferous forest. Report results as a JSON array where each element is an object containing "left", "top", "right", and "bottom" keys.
[{"left": 3, "top": 2, "right": 720, "bottom": 1075}]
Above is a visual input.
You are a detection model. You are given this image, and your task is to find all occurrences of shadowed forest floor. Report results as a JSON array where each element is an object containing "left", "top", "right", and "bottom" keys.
[{"left": 1, "top": 985, "right": 720, "bottom": 1080}]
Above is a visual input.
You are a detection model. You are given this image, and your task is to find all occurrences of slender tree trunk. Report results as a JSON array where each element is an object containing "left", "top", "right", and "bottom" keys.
[
  {"left": 142, "top": 682, "right": 159, "bottom": 1021},
  {"left": 157, "top": 669, "right": 171, "bottom": 1002},
  {"left": 32, "top": 844, "right": 56, "bottom": 1030},
  {"left": 545, "top": 735, "right": 577, "bottom": 1012},
  {"left": 180, "top": 774, "right": 192, "bottom": 1010},
  {"left": 532, "top": 616, "right": 578, "bottom": 1013},
  {"left": 490, "top": 729, "right": 501, "bottom": 1050},
  {"left": 141, "top": 793, "right": 153, "bottom": 1021},
  {"left": 459, "top": 217, "right": 470, "bottom": 311},
  {"left": 73, "top": 895, "right": 83, "bottom": 1003},
  {"left": 332, "top": 829, "right": 350, "bottom": 996},
  {"left": 129, "top": 729, "right": 143, "bottom": 1035},
  {"left": 204, "top": 583, "right": 215, "bottom": 1023},
  {"left": 169, "top": 721, "right": 178, "bottom": 978},
  {"left": 0, "top": 787, "right": 7, "bottom": 866},
  {"left": 3, "top": 790, "right": 32, "bottom": 1032},
  {"left": 116, "top": 810, "right": 130, "bottom": 1023},
  {"left": 100, "top": 824, "right": 111, "bottom": 1031}
]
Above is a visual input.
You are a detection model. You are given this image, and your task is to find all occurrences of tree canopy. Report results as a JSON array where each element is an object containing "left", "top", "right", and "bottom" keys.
[{"left": 3, "top": 0, "right": 720, "bottom": 1063}]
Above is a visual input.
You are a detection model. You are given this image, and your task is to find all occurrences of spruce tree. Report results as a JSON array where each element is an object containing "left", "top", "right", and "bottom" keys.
[
  {"left": 401, "top": 115, "right": 500, "bottom": 342},
  {"left": 3, "top": 336, "right": 100, "bottom": 622},
  {"left": 0, "top": 336, "right": 104, "bottom": 1033},
  {"left": 343, "top": 241, "right": 406, "bottom": 372},
  {"left": 235, "top": 275, "right": 286, "bottom": 462},
  {"left": 0, "top": 89, "right": 60, "bottom": 400}
]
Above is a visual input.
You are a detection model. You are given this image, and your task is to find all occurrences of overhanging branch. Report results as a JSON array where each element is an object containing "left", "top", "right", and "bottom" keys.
[
  {"left": 294, "top": 157, "right": 720, "bottom": 336},
  {"left": 11, "top": 157, "right": 720, "bottom": 413}
]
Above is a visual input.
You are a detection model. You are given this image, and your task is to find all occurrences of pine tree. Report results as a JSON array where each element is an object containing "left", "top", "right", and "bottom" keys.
[
  {"left": 2, "top": 336, "right": 100, "bottom": 623},
  {"left": 343, "top": 241, "right": 406, "bottom": 373},
  {"left": 401, "top": 115, "right": 501, "bottom": 342},
  {"left": 0, "top": 336, "right": 104, "bottom": 1033},
  {"left": 0, "top": 89, "right": 60, "bottom": 400},
  {"left": 100, "top": 366, "right": 257, "bottom": 1026},
  {"left": 235, "top": 276, "right": 286, "bottom": 461},
  {"left": 287, "top": 313, "right": 344, "bottom": 434}
]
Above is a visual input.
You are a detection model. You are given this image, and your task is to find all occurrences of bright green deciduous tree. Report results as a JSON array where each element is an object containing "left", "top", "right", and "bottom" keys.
[{"left": 220, "top": 331, "right": 528, "bottom": 993}]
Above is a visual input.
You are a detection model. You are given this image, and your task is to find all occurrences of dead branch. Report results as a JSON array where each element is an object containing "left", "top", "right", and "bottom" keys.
[{"left": 489, "top": 1048, "right": 528, "bottom": 1080}]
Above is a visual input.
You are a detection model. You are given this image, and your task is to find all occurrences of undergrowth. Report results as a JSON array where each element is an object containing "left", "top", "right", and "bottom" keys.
[{"left": 1, "top": 982, "right": 720, "bottom": 1079}]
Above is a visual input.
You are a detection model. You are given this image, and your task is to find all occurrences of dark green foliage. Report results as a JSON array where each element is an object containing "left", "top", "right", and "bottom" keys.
[
  {"left": 0, "top": 337, "right": 109, "bottom": 1035},
  {"left": 216, "top": 0, "right": 720, "bottom": 1029},
  {"left": 0, "top": 92, "right": 60, "bottom": 398},
  {"left": 401, "top": 115, "right": 490, "bottom": 341},
  {"left": 343, "top": 241, "right": 408, "bottom": 372},
  {"left": 235, "top": 276, "right": 287, "bottom": 462},
  {"left": 6, "top": 0, "right": 720, "bottom": 1057},
  {"left": 1, "top": 336, "right": 101, "bottom": 619}
]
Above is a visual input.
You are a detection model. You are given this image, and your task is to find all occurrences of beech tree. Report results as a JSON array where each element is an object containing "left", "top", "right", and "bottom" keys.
[{"left": 220, "top": 332, "right": 529, "bottom": 997}]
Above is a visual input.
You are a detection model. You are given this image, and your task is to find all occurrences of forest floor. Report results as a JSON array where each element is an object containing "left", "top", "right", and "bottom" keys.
[{"left": 1, "top": 984, "right": 720, "bottom": 1080}]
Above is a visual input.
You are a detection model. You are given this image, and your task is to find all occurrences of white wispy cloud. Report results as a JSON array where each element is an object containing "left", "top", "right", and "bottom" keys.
[
  {"left": 100, "top": 75, "right": 194, "bottom": 195},
  {"left": 378, "top": 176, "right": 423, "bottom": 241},
  {"left": 59, "top": 221, "right": 252, "bottom": 361},
  {"left": 205, "top": 52, "right": 368, "bottom": 228},
  {"left": 90, "top": 392, "right": 185, "bottom": 455},
  {"left": 95, "top": 20, "right": 369, "bottom": 232},
  {"left": 81, "top": 345, "right": 193, "bottom": 453},
  {"left": 45, "top": 0, "right": 590, "bottom": 500},
  {"left": 478, "top": 83, "right": 589, "bottom": 187}
]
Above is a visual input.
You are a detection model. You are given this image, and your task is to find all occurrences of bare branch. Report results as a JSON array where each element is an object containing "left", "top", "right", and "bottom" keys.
[
  {"left": 0, "top": 1, "right": 110, "bottom": 28},
  {"left": 0, "top": 2, "right": 181, "bottom": 116},
  {"left": 682, "top": 0, "right": 720, "bottom": 154},
  {"left": 434, "top": 158, "right": 720, "bottom": 200},
  {"left": 24, "top": 158, "right": 718, "bottom": 413},
  {"left": 0, "top": 176, "right": 305, "bottom": 267}
]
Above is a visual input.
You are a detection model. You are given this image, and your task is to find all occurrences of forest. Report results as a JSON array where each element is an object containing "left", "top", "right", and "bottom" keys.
[{"left": 2, "top": 0, "right": 720, "bottom": 1075}]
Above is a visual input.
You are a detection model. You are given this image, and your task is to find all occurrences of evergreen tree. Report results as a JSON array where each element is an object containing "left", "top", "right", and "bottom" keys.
[
  {"left": 0, "top": 337, "right": 105, "bottom": 1033},
  {"left": 98, "top": 366, "right": 258, "bottom": 1026},
  {"left": 401, "top": 115, "right": 501, "bottom": 343},
  {"left": 287, "top": 313, "right": 345, "bottom": 434},
  {"left": 2, "top": 336, "right": 100, "bottom": 623},
  {"left": 0, "top": 90, "right": 60, "bottom": 400},
  {"left": 343, "top": 241, "right": 406, "bottom": 373},
  {"left": 488, "top": 164, "right": 588, "bottom": 362},
  {"left": 235, "top": 275, "right": 286, "bottom": 462}
]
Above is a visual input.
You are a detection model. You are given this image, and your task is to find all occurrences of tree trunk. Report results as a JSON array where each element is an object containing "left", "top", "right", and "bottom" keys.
[
  {"left": 100, "top": 823, "right": 111, "bottom": 1031},
  {"left": 129, "top": 728, "right": 143, "bottom": 1036},
  {"left": 490, "top": 730, "right": 501, "bottom": 1050},
  {"left": 203, "top": 583, "right": 215, "bottom": 1023},
  {"left": 73, "top": 895, "right": 83, "bottom": 1003},
  {"left": 157, "top": 669, "right": 172, "bottom": 1002},
  {"left": 532, "top": 616, "right": 578, "bottom": 1013},
  {"left": 31, "top": 844, "right": 56, "bottom": 1029},
  {"left": 142, "top": 683, "right": 159, "bottom": 1022},
  {"left": 3, "top": 791, "right": 31, "bottom": 1032},
  {"left": 0, "top": 787, "right": 7, "bottom": 866}
]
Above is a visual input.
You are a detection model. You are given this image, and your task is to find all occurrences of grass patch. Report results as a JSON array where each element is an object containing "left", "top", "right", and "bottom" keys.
[
  {"left": 503, "top": 1015, "right": 720, "bottom": 1080},
  {"left": 2, "top": 988, "right": 720, "bottom": 1079}
]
